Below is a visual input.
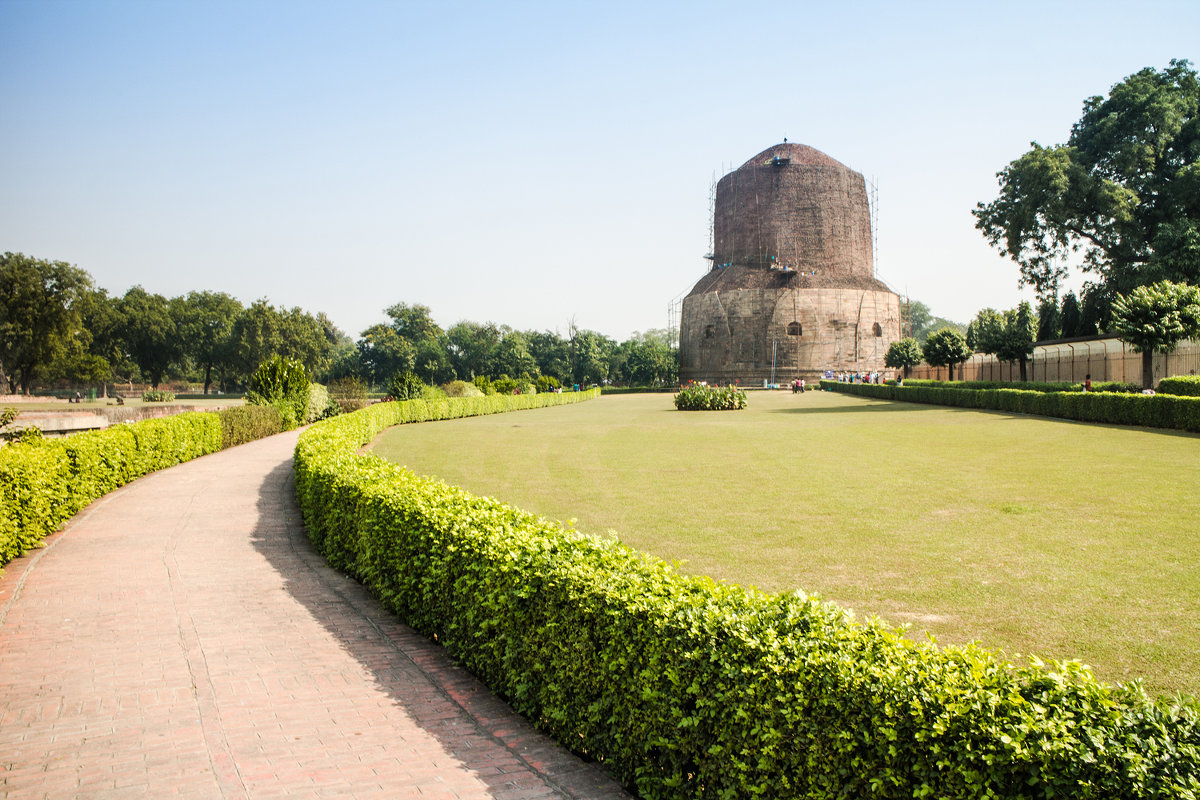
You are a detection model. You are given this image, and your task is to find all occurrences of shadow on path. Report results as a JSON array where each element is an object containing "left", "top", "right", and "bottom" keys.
[{"left": 248, "top": 456, "right": 632, "bottom": 799}]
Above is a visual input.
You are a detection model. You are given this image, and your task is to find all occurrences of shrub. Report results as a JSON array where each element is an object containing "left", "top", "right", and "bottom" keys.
[
  {"left": 294, "top": 388, "right": 1199, "bottom": 799},
  {"left": 1159, "top": 375, "right": 1200, "bottom": 397},
  {"left": 246, "top": 356, "right": 310, "bottom": 429},
  {"left": 420, "top": 384, "right": 448, "bottom": 402},
  {"left": 674, "top": 382, "right": 748, "bottom": 411},
  {"left": 141, "top": 389, "right": 175, "bottom": 402},
  {"left": 822, "top": 381, "right": 1200, "bottom": 433},
  {"left": 305, "top": 383, "right": 337, "bottom": 423},
  {"left": 491, "top": 375, "right": 519, "bottom": 395},
  {"left": 473, "top": 375, "right": 496, "bottom": 395},
  {"left": 388, "top": 371, "right": 425, "bottom": 401},
  {"left": 328, "top": 377, "right": 369, "bottom": 413},
  {"left": 444, "top": 379, "right": 484, "bottom": 398},
  {"left": 217, "top": 405, "right": 284, "bottom": 448},
  {"left": 535, "top": 374, "right": 561, "bottom": 393},
  {"left": 0, "top": 412, "right": 223, "bottom": 569}
]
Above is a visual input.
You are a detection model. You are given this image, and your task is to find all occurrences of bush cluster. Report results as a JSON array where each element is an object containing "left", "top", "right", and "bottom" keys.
[
  {"left": 1159, "top": 375, "right": 1200, "bottom": 397},
  {"left": 246, "top": 356, "right": 311, "bottom": 429},
  {"left": 0, "top": 412, "right": 223, "bottom": 568},
  {"left": 141, "top": 389, "right": 176, "bottom": 402},
  {"left": 826, "top": 381, "right": 1200, "bottom": 432},
  {"left": 294, "top": 390, "right": 1199, "bottom": 798},
  {"left": 216, "top": 405, "right": 285, "bottom": 449},
  {"left": 899, "top": 379, "right": 1141, "bottom": 394},
  {"left": 673, "top": 383, "right": 747, "bottom": 411}
]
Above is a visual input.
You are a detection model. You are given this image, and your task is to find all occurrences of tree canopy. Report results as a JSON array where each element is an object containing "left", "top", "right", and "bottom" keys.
[
  {"left": 0, "top": 253, "right": 94, "bottom": 393},
  {"left": 974, "top": 59, "right": 1200, "bottom": 303},
  {"left": 922, "top": 328, "right": 972, "bottom": 381},
  {"left": 884, "top": 337, "right": 922, "bottom": 378},
  {"left": 1111, "top": 280, "right": 1200, "bottom": 387}
]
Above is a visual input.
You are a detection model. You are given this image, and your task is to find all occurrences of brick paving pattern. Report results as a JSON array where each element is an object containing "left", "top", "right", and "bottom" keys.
[{"left": 0, "top": 429, "right": 632, "bottom": 799}]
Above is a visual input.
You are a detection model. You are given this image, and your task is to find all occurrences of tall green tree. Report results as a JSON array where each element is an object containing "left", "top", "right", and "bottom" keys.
[
  {"left": 1110, "top": 280, "right": 1200, "bottom": 388},
  {"left": 884, "top": 337, "right": 922, "bottom": 378},
  {"left": 922, "top": 328, "right": 972, "bottom": 381},
  {"left": 117, "top": 286, "right": 179, "bottom": 389},
  {"left": 1060, "top": 291, "right": 1082, "bottom": 338},
  {"left": 173, "top": 291, "right": 243, "bottom": 394},
  {"left": 446, "top": 321, "right": 500, "bottom": 379},
  {"left": 385, "top": 302, "right": 442, "bottom": 343},
  {"left": 493, "top": 330, "right": 537, "bottom": 379},
  {"left": 0, "top": 253, "right": 94, "bottom": 393},
  {"left": 356, "top": 324, "right": 415, "bottom": 387},
  {"left": 527, "top": 330, "right": 571, "bottom": 384},
  {"left": 975, "top": 59, "right": 1200, "bottom": 301},
  {"left": 1037, "top": 297, "right": 1061, "bottom": 341}
]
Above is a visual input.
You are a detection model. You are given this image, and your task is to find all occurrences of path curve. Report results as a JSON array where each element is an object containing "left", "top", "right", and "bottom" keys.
[{"left": 0, "top": 429, "right": 632, "bottom": 799}]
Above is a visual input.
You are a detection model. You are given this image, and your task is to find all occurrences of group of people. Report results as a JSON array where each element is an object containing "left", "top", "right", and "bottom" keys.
[{"left": 832, "top": 371, "right": 885, "bottom": 384}]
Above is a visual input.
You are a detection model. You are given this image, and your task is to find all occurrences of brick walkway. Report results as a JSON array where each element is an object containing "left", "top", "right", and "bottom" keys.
[{"left": 0, "top": 429, "right": 632, "bottom": 799}]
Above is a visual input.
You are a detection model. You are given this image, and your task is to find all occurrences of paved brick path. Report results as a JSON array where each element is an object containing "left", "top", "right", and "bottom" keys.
[{"left": 0, "top": 429, "right": 632, "bottom": 799}]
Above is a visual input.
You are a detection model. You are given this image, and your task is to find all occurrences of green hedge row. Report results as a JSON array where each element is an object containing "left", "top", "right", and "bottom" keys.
[
  {"left": 1159, "top": 376, "right": 1200, "bottom": 397},
  {"left": 0, "top": 405, "right": 289, "bottom": 570},
  {"left": 826, "top": 381, "right": 1200, "bottom": 433},
  {"left": 899, "top": 379, "right": 1141, "bottom": 394},
  {"left": 294, "top": 391, "right": 1199, "bottom": 798}
]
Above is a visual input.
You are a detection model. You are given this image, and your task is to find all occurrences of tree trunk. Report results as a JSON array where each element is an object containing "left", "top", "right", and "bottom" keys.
[
  {"left": 1019, "top": 356, "right": 1028, "bottom": 382},
  {"left": 948, "top": 362, "right": 956, "bottom": 381},
  {"left": 1143, "top": 350, "right": 1154, "bottom": 389},
  {"left": 203, "top": 362, "right": 213, "bottom": 395}
]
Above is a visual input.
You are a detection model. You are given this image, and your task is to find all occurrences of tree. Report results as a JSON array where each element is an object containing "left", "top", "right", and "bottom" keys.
[
  {"left": 884, "top": 337, "right": 922, "bottom": 378},
  {"left": 117, "top": 286, "right": 179, "bottom": 389},
  {"left": 384, "top": 302, "right": 442, "bottom": 343},
  {"left": 493, "top": 330, "right": 537, "bottom": 379},
  {"left": 1060, "top": 291, "right": 1082, "bottom": 338},
  {"left": 527, "top": 330, "right": 571, "bottom": 384},
  {"left": 0, "top": 253, "right": 94, "bottom": 393},
  {"left": 922, "top": 328, "right": 972, "bottom": 381},
  {"left": 173, "top": 291, "right": 243, "bottom": 394},
  {"left": 994, "top": 302, "right": 1038, "bottom": 381},
  {"left": 356, "top": 324, "right": 415, "bottom": 387},
  {"left": 1110, "top": 280, "right": 1200, "bottom": 388},
  {"left": 446, "top": 321, "right": 500, "bottom": 379},
  {"left": 1037, "top": 297, "right": 1061, "bottom": 341},
  {"left": 975, "top": 59, "right": 1200, "bottom": 301}
]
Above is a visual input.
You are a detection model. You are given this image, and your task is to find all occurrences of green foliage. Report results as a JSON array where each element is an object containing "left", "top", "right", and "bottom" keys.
[
  {"left": 825, "top": 380, "right": 1200, "bottom": 433},
  {"left": 246, "top": 355, "right": 311, "bottom": 429},
  {"left": 443, "top": 379, "right": 484, "bottom": 398},
  {"left": 1158, "top": 376, "right": 1200, "bottom": 397},
  {"left": 305, "top": 383, "right": 337, "bottom": 423},
  {"left": 1060, "top": 291, "right": 1082, "bottom": 337},
  {"left": 388, "top": 370, "right": 426, "bottom": 401},
  {"left": 295, "top": 389, "right": 1200, "bottom": 799},
  {"left": 884, "top": 337, "right": 923, "bottom": 376},
  {"left": 921, "top": 328, "right": 973, "bottom": 380},
  {"left": 328, "top": 376, "right": 369, "bottom": 413},
  {"left": 141, "top": 389, "right": 175, "bottom": 402},
  {"left": 674, "top": 383, "right": 748, "bottom": 410},
  {"left": 0, "top": 252, "right": 95, "bottom": 394},
  {"left": 216, "top": 405, "right": 284, "bottom": 448},
  {"left": 0, "top": 412, "right": 224, "bottom": 569},
  {"left": 902, "top": 379, "right": 1141, "bottom": 394},
  {"left": 1112, "top": 281, "right": 1200, "bottom": 355},
  {"left": 975, "top": 59, "right": 1200, "bottom": 300},
  {"left": 117, "top": 286, "right": 179, "bottom": 389},
  {"left": 1112, "top": 281, "right": 1200, "bottom": 387},
  {"left": 535, "top": 374, "right": 561, "bottom": 393},
  {"left": 491, "top": 375, "right": 520, "bottom": 395}
]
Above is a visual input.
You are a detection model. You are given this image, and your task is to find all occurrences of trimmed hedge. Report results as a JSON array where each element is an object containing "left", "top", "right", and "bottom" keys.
[
  {"left": 294, "top": 390, "right": 1199, "bottom": 798},
  {"left": 1159, "top": 376, "right": 1200, "bottom": 397},
  {"left": 217, "top": 405, "right": 286, "bottom": 449},
  {"left": 0, "top": 412, "right": 223, "bottom": 568},
  {"left": 0, "top": 404, "right": 300, "bottom": 570},
  {"left": 899, "top": 379, "right": 1142, "bottom": 394},
  {"left": 826, "top": 381, "right": 1200, "bottom": 433}
]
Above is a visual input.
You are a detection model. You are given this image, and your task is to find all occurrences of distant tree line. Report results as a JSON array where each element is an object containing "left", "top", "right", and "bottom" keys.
[{"left": 0, "top": 252, "right": 678, "bottom": 395}]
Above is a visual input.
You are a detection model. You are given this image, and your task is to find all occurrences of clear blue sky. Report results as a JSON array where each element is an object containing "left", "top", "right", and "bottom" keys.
[{"left": 2, "top": 1, "right": 1197, "bottom": 341}]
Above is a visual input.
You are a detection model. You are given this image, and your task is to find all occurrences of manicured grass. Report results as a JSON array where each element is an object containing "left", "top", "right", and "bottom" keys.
[{"left": 369, "top": 390, "right": 1200, "bottom": 697}]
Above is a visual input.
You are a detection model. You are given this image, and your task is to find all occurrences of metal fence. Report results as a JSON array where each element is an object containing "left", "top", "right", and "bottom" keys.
[{"left": 907, "top": 337, "right": 1200, "bottom": 385}]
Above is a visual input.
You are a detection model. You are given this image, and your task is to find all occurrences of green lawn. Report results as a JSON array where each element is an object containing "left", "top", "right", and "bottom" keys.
[{"left": 369, "top": 390, "right": 1200, "bottom": 698}]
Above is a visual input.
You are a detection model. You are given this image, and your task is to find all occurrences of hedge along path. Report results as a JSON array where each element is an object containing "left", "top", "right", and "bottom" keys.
[
  {"left": 0, "top": 399, "right": 632, "bottom": 799},
  {"left": 296, "top": 392, "right": 1200, "bottom": 799}
]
